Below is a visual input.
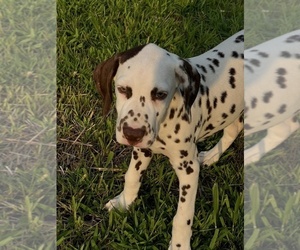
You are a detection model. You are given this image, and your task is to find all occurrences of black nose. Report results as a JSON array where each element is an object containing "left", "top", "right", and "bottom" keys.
[{"left": 123, "top": 124, "right": 146, "bottom": 145}]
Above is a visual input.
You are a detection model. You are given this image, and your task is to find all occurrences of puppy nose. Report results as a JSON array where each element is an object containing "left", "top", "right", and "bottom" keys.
[{"left": 123, "top": 124, "right": 146, "bottom": 145}]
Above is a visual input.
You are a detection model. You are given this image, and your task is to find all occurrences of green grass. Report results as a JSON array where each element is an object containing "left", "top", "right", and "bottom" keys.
[
  {"left": 57, "top": 0, "right": 243, "bottom": 249},
  {"left": 0, "top": 0, "right": 56, "bottom": 249},
  {"left": 244, "top": 1, "right": 300, "bottom": 249}
]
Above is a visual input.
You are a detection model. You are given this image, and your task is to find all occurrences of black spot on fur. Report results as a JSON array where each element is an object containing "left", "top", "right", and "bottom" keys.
[
  {"left": 229, "top": 68, "right": 236, "bottom": 75},
  {"left": 185, "top": 135, "right": 192, "bottom": 143},
  {"left": 128, "top": 109, "right": 134, "bottom": 116},
  {"left": 277, "top": 68, "right": 287, "bottom": 75},
  {"left": 235, "top": 34, "right": 244, "bottom": 43},
  {"left": 229, "top": 76, "right": 236, "bottom": 88},
  {"left": 258, "top": 52, "right": 269, "bottom": 58},
  {"left": 278, "top": 104, "right": 287, "bottom": 114},
  {"left": 265, "top": 113, "right": 274, "bottom": 119},
  {"left": 177, "top": 106, "right": 184, "bottom": 118},
  {"left": 212, "top": 59, "right": 220, "bottom": 67},
  {"left": 285, "top": 34, "right": 300, "bottom": 43},
  {"left": 244, "top": 124, "right": 253, "bottom": 130},
  {"left": 251, "top": 97, "right": 257, "bottom": 108},
  {"left": 205, "top": 124, "right": 215, "bottom": 131},
  {"left": 207, "top": 100, "right": 212, "bottom": 115},
  {"left": 180, "top": 150, "right": 188, "bottom": 158},
  {"left": 230, "top": 104, "right": 236, "bottom": 114},
  {"left": 232, "top": 51, "right": 239, "bottom": 58},
  {"left": 218, "top": 52, "right": 225, "bottom": 58},
  {"left": 250, "top": 59, "right": 260, "bottom": 67},
  {"left": 181, "top": 184, "right": 191, "bottom": 196},
  {"left": 206, "top": 87, "right": 210, "bottom": 96},
  {"left": 276, "top": 76, "right": 287, "bottom": 88},
  {"left": 198, "top": 98, "right": 202, "bottom": 107},
  {"left": 222, "top": 113, "right": 228, "bottom": 119},
  {"left": 281, "top": 51, "right": 291, "bottom": 58},
  {"left": 141, "top": 148, "right": 152, "bottom": 158},
  {"left": 133, "top": 150, "right": 138, "bottom": 160},
  {"left": 169, "top": 108, "right": 175, "bottom": 119},
  {"left": 213, "top": 97, "right": 218, "bottom": 109},
  {"left": 156, "top": 136, "right": 166, "bottom": 145},
  {"left": 209, "top": 64, "right": 215, "bottom": 73},
  {"left": 263, "top": 91, "right": 273, "bottom": 103},
  {"left": 221, "top": 91, "right": 227, "bottom": 103},
  {"left": 200, "top": 65, "right": 207, "bottom": 73},
  {"left": 135, "top": 161, "right": 142, "bottom": 171},
  {"left": 186, "top": 166, "right": 194, "bottom": 174},
  {"left": 175, "top": 123, "right": 181, "bottom": 134}
]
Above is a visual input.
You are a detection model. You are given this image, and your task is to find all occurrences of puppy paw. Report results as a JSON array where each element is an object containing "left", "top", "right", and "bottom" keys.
[
  {"left": 199, "top": 150, "right": 220, "bottom": 166},
  {"left": 105, "top": 192, "right": 136, "bottom": 211}
]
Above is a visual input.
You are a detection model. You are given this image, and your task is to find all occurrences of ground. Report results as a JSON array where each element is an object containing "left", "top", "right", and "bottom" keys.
[{"left": 57, "top": 0, "right": 244, "bottom": 249}]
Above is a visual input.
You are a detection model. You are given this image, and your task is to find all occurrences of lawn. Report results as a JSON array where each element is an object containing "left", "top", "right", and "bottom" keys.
[
  {"left": 244, "top": 0, "right": 300, "bottom": 249},
  {"left": 57, "top": 0, "right": 243, "bottom": 249},
  {"left": 0, "top": 0, "right": 56, "bottom": 249}
]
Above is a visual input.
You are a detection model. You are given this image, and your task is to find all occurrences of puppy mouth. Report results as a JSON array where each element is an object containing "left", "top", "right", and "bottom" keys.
[
  {"left": 122, "top": 124, "right": 146, "bottom": 142},
  {"left": 120, "top": 133, "right": 155, "bottom": 148},
  {"left": 126, "top": 138, "right": 143, "bottom": 146}
]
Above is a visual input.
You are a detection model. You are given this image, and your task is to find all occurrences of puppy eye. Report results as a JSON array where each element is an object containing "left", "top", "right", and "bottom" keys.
[
  {"left": 155, "top": 91, "right": 168, "bottom": 100},
  {"left": 117, "top": 86, "right": 126, "bottom": 94},
  {"left": 151, "top": 87, "right": 168, "bottom": 101},
  {"left": 117, "top": 86, "right": 132, "bottom": 99}
]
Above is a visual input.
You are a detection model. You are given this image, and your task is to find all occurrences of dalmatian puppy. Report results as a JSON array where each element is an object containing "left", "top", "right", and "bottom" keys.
[
  {"left": 244, "top": 30, "right": 300, "bottom": 166},
  {"left": 93, "top": 30, "right": 244, "bottom": 249}
]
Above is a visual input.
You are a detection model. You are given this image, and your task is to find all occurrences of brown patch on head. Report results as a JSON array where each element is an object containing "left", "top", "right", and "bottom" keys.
[{"left": 93, "top": 45, "right": 146, "bottom": 115}]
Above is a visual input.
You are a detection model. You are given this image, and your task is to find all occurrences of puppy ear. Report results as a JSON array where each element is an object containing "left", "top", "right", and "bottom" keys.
[
  {"left": 175, "top": 59, "right": 200, "bottom": 118},
  {"left": 93, "top": 45, "right": 147, "bottom": 116},
  {"left": 93, "top": 55, "right": 120, "bottom": 116}
]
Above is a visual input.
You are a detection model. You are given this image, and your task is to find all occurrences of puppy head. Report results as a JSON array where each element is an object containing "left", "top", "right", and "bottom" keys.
[{"left": 93, "top": 44, "right": 199, "bottom": 147}]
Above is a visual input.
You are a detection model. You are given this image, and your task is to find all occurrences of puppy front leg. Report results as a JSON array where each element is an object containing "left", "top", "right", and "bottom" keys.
[
  {"left": 169, "top": 152, "right": 200, "bottom": 250},
  {"left": 105, "top": 148, "right": 152, "bottom": 210}
]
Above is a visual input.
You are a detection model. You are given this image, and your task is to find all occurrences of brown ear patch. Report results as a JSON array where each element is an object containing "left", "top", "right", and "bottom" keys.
[
  {"left": 93, "top": 44, "right": 146, "bottom": 115},
  {"left": 93, "top": 55, "right": 119, "bottom": 115},
  {"left": 119, "top": 44, "right": 147, "bottom": 64}
]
